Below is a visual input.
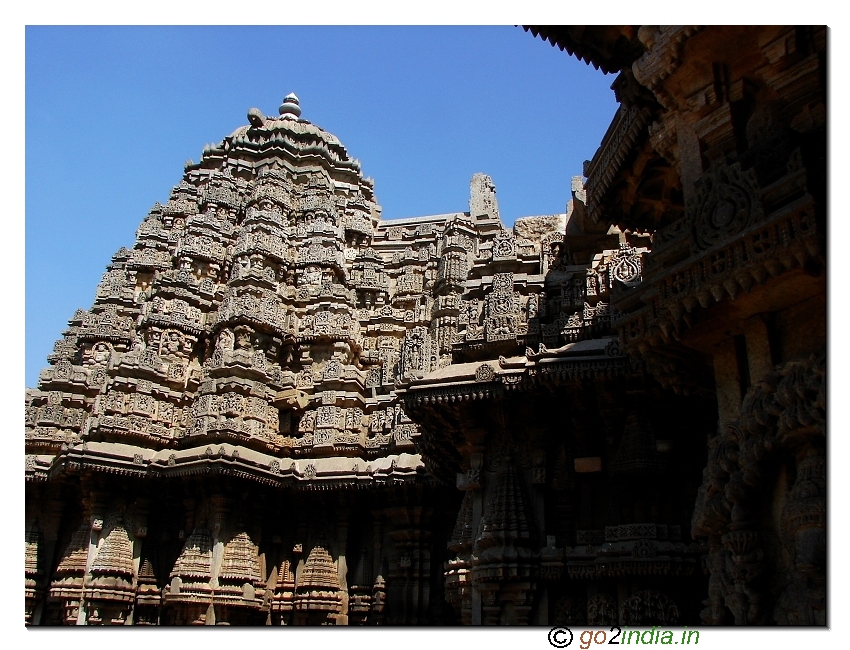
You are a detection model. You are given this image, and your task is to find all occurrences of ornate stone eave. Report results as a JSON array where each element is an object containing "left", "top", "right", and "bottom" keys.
[
  {"left": 584, "top": 104, "right": 656, "bottom": 226},
  {"left": 401, "top": 336, "right": 631, "bottom": 407},
  {"left": 26, "top": 442, "right": 424, "bottom": 490},
  {"left": 523, "top": 26, "right": 644, "bottom": 74}
]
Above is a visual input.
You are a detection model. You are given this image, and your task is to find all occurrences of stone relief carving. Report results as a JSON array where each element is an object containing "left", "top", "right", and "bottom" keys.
[
  {"left": 689, "top": 160, "right": 764, "bottom": 252},
  {"left": 692, "top": 354, "right": 825, "bottom": 625}
]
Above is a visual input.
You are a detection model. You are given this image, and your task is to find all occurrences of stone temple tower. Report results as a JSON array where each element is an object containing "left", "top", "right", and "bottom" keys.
[{"left": 25, "top": 93, "right": 462, "bottom": 625}]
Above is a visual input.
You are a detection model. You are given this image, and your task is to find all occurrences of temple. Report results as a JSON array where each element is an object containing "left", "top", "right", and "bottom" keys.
[{"left": 26, "top": 26, "right": 826, "bottom": 626}]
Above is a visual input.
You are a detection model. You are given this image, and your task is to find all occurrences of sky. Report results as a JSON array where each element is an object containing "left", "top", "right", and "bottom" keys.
[{"left": 25, "top": 25, "right": 620, "bottom": 387}]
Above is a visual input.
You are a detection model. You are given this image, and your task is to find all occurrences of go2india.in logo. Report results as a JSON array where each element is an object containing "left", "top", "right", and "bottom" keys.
[{"left": 548, "top": 626, "right": 700, "bottom": 647}]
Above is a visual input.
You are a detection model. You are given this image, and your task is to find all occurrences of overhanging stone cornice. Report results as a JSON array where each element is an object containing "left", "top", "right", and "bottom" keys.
[{"left": 26, "top": 441, "right": 424, "bottom": 490}]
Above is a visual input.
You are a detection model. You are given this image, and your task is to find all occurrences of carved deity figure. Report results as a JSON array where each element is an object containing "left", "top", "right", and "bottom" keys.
[
  {"left": 84, "top": 342, "right": 111, "bottom": 366},
  {"left": 217, "top": 328, "right": 234, "bottom": 352},
  {"left": 162, "top": 331, "right": 184, "bottom": 359},
  {"left": 234, "top": 327, "right": 253, "bottom": 351}
]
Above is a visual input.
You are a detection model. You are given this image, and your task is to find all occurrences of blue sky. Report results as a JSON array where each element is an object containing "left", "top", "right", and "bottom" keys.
[{"left": 25, "top": 25, "right": 620, "bottom": 387}]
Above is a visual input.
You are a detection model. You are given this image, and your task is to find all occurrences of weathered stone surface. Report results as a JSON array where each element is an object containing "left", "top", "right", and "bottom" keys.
[{"left": 513, "top": 214, "right": 567, "bottom": 243}]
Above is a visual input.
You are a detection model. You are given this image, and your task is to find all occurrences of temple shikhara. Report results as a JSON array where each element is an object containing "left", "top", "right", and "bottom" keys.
[{"left": 25, "top": 26, "right": 826, "bottom": 626}]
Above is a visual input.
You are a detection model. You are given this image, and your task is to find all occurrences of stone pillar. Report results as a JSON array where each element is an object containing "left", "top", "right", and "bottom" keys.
[
  {"left": 26, "top": 485, "right": 65, "bottom": 625},
  {"left": 676, "top": 117, "right": 703, "bottom": 206},
  {"left": 79, "top": 482, "right": 108, "bottom": 624},
  {"left": 469, "top": 452, "right": 484, "bottom": 625},
  {"left": 712, "top": 339, "right": 743, "bottom": 427},
  {"left": 743, "top": 316, "right": 774, "bottom": 384},
  {"left": 128, "top": 497, "right": 150, "bottom": 626},
  {"left": 336, "top": 507, "right": 350, "bottom": 625},
  {"left": 207, "top": 494, "right": 232, "bottom": 625},
  {"left": 532, "top": 449, "right": 548, "bottom": 625}
]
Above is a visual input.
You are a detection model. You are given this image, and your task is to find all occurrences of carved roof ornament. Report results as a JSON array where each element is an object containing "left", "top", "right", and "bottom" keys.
[
  {"left": 25, "top": 526, "right": 41, "bottom": 577},
  {"left": 469, "top": 173, "right": 500, "bottom": 221},
  {"left": 170, "top": 528, "right": 213, "bottom": 581},
  {"left": 475, "top": 460, "right": 535, "bottom": 550},
  {"left": 279, "top": 93, "right": 302, "bottom": 119},
  {"left": 53, "top": 523, "right": 91, "bottom": 577},
  {"left": 247, "top": 107, "right": 266, "bottom": 128},
  {"left": 610, "top": 411, "right": 663, "bottom": 475},
  {"left": 449, "top": 490, "right": 475, "bottom": 552},
  {"left": 138, "top": 557, "right": 157, "bottom": 584},
  {"left": 609, "top": 242, "right": 642, "bottom": 286},
  {"left": 90, "top": 524, "right": 135, "bottom": 577},
  {"left": 219, "top": 531, "right": 262, "bottom": 584},
  {"left": 474, "top": 363, "right": 495, "bottom": 382},
  {"left": 300, "top": 545, "right": 340, "bottom": 591}
]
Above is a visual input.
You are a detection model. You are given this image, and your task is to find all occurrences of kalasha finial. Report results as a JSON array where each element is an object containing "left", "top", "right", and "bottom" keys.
[{"left": 279, "top": 93, "right": 302, "bottom": 119}]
